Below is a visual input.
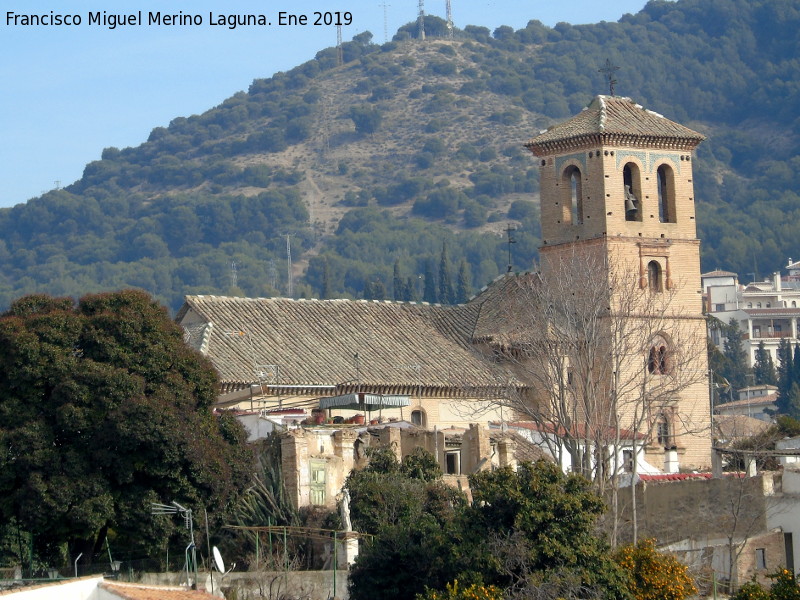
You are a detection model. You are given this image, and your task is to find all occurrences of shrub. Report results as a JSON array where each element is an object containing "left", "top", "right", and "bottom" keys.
[
  {"left": 416, "top": 580, "right": 503, "bottom": 600},
  {"left": 614, "top": 539, "right": 697, "bottom": 600}
]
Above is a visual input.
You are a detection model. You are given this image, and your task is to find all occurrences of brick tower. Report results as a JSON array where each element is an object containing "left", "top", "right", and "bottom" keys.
[{"left": 525, "top": 95, "right": 710, "bottom": 471}]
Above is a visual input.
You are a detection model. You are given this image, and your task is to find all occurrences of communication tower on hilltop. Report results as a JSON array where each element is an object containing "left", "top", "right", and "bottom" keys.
[
  {"left": 379, "top": 1, "right": 390, "bottom": 43},
  {"left": 230, "top": 260, "right": 238, "bottom": 289},
  {"left": 446, "top": 0, "right": 453, "bottom": 39},
  {"left": 336, "top": 25, "right": 343, "bottom": 65},
  {"left": 417, "top": 0, "right": 425, "bottom": 40}
]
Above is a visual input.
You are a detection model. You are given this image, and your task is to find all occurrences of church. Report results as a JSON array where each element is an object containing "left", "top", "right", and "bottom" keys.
[{"left": 177, "top": 94, "right": 712, "bottom": 477}]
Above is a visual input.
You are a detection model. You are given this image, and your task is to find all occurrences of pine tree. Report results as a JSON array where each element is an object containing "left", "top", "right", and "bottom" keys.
[
  {"left": 753, "top": 340, "right": 777, "bottom": 386},
  {"left": 722, "top": 318, "right": 751, "bottom": 394},
  {"left": 372, "top": 279, "right": 387, "bottom": 301},
  {"left": 456, "top": 259, "right": 472, "bottom": 304},
  {"left": 392, "top": 260, "right": 403, "bottom": 301},
  {"left": 363, "top": 280, "right": 374, "bottom": 300},
  {"left": 423, "top": 261, "right": 437, "bottom": 303},
  {"left": 438, "top": 243, "right": 455, "bottom": 305}
]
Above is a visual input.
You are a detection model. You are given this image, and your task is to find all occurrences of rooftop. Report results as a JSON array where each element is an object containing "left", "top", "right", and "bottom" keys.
[{"left": 525, "top": 95, "right": 705, "bottom": 155}]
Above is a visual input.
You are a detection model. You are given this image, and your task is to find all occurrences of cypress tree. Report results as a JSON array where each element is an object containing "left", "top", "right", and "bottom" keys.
[
  {"left": 392, "top": 260, "right": 403, "bottom": 301},
  {"left": 438, "top": 243, "right": 455, "bottom": 305},
  {"left": 753, "top": 340, "right": 777, "bottom": 386},
  {"left": 456, "top": 259, "right": 472, "bottom": 304},
  {"left": 403, "top": 276, "right": 417, "bottom": 302},
  {"left": 321, "top": 258, "right": 332, "bottom": 299},
  {"left": 777, "top": 338, "right": 794, "bottom": 413},
  {"left": 423, "top": 261, "right": 437, "bottom": 303}
]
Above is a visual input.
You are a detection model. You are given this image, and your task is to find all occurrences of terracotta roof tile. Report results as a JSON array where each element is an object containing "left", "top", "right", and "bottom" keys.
[
  {"left": 178, "top": 295, "right": 515, "bottom": 391},
  {"left": 525, "top": 95, "right": 705, "bottom": 155},
  {"left": 101, "top": 582, "right": 218, "bottom": 600}
]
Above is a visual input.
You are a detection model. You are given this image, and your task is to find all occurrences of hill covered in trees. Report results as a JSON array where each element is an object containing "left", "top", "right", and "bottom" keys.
[{"left": 1, "top": 0, "right": 799, "bottom": 311}]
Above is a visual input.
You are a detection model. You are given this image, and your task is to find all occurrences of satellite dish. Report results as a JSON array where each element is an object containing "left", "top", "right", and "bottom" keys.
[{"left": 212, "top": 546, "right": 225, "bottom": 573}]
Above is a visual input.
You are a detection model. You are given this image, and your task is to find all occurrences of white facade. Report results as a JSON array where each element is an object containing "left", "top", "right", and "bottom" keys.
[{"left": 706, "top": 263, "right": 800, "bottom": 368}]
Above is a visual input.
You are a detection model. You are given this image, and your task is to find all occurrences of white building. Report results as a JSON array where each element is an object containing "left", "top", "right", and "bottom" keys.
[{"left": 705, "top": 261, "right": 800, "bottom": 367}]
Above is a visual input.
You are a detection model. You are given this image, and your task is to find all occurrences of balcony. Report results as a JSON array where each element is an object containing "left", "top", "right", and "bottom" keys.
[{"left": 743, "top": 331, "right": 792, "bottom": 340}]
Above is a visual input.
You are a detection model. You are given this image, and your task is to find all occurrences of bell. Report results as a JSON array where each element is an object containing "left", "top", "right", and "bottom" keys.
[{"left": 625, "top": 197, "right": 637, "bottom": 216}]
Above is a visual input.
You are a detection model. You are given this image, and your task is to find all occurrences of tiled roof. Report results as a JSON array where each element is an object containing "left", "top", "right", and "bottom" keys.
[
  {"left": 639, "top": 473, "right": 713, "bottom": 482},
  {"left": 471, "top": 272, "right": 538, "bottom": 345},
  {"left": 101, "top": 582, "right": 218, "bottom": 600},
  {"left": 502, "top": 420, "right": 647, "bottom": 441},
  {"left": 525, "top": 95, "right": 705, "bottom": 155},
  {"left": 178, "top": 294, "right": 517, "bottom": 391},
  {"left": 714, "top": 415, "right": 772, "bottom": 440},
  {"left": 716, "top": 394, "right": 777, "bottom": 409},
  {"left": 702, "top": 270, "right": 738, "bottom": 278}
]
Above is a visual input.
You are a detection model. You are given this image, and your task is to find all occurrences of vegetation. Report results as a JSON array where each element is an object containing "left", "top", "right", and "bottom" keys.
[
  {"left": 0, "top": 291, "right": 251, "bottom": 570},
  {"left": 0, "top": 0, "right": 799, "bottom": 310},
  {"left": 732, "top": 570, "right": 800, "bottom": 600},
  {"left": 346, "top": 454, "right": 635, "bottom": 600},
  {"left": 614, "top": 539, "right": 697, "bottom": 600}
]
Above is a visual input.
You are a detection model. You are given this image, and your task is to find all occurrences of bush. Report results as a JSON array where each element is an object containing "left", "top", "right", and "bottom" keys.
[
  {"left": 416, "top": 581, "right": 503, "bottom": 600},
  {"left": 614, "top": 539, "right": 697, "bottom": 600}
]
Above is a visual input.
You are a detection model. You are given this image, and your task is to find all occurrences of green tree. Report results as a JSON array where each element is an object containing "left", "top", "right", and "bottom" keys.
[
  {"left": 456, "top": 259, "right": 472, "bottom": 304},
  {"left": 393, "top": 260, "right": 403, "bottom": 301},
  {"left": 777, "top": 338, "right": 794, "bottom": 412},
  {"left": 349, "top": 105, "right": 382, "bottom": 135},
  {"left": 438, "top": 243, "right": 455, "bottom": 305},
  {"left": 423, "top": 261, "right": 437, "bottom": 304},
  {"left": 0, "top": 291, "right": 251, "bottom": 568},
  {"left": 754, "top": 341, "right": 777, "bottom": 386},
  {"left": 723, "top": 318, "right": 751, "bottom": 394}
]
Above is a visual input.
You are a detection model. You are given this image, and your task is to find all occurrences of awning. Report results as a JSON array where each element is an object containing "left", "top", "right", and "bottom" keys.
[{"left": 319, "top": 393, "right": 410, "bottom": 411}]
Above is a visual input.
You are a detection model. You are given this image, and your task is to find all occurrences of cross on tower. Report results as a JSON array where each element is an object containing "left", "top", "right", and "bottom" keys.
[
  {"left": 598, "top": 59, "right": 620, "bottom": 96},
  {"left": 505, "top": 224, "right": 517, "bottom": 273}
]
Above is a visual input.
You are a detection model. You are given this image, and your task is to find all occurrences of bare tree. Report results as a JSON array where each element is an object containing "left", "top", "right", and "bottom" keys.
[{"left": 472, "top": 241, "right": 709, "bottom": 544}]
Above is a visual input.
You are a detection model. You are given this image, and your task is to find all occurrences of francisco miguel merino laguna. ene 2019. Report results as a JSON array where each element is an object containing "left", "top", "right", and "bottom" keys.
[{"left": 5, "top": 11, "right": 278, "bottom": 29}]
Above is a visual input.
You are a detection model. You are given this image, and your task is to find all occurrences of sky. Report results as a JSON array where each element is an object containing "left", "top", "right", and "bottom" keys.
[{"left": 0, "top": 0, "right": 649, "bottom": 209}]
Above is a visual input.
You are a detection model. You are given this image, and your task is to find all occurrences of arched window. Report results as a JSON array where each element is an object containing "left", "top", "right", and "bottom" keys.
[
  {"left": 757, "top": 302, "right": 762, "bottom": 308},
  {"left": 647, "top": 335, "right": 671, "bottom": 375},
  {"left": 748, "top": 303, "right": 753, "bottom": 308},
  {"left": 793, "top": 301, "right": 797, "bottom": 308},
  {"left": 411, "top": 409, "right": 426, "bottom": 427},
  {"left": 561, "top": 165, "right": 583, "bottom": 225},
  {"left": 656, "top": 164, "right": 677, "bottom": 223},
  {"left": 656, "top": 415, "right": 671, "bottom": 448},
  {"left": 623, "top": 163, "right": 642, "bottom": 222},
  {"left": 647, "top": 260, "right": 663, "bottom": 292}
]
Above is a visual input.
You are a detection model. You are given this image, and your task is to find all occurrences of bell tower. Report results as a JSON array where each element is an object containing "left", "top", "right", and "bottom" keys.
[{"left": 525, "top": 95, "right": 710, "bottom": 471}]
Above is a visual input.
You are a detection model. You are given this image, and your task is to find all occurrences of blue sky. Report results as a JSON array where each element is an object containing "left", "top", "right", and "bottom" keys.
[{"left": 0, "top": 0, "right": 649, "bottom": 208}]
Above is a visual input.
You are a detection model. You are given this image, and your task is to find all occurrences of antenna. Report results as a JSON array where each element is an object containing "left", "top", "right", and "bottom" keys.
[
  {"left": 336, "top": 24, "right": 343, "bottom": 65},
  {"left": 379, "top": 1, "right": 390, "bottom": 43},
  {"left": 230, "top": 260, "right": 238, "bottom": 289},
  {"left": 417, "top": 0, "right": 425, "bottom": 40},
  {"left": 445, "top": 0, "right": 453, "bottom": 39},
  {"left": 286, "top": 235, "right": 293, "bottom": 297},
  {"left": 598, "top": 59, "right": 620, "bottom": 96},
  {"left": 505, "top": 224, "right": 517, "bottom": 273},
  {"left": 212, "top": 546, "right": 225, "bottom": 573}
]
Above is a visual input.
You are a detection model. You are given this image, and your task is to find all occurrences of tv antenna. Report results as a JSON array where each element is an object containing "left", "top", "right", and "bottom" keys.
[
  {"left": 379, "top": 1, "right": 390, "bottom": 42},
  {"left": 417, "top": 0, "right": 425, "bottom": 40},
  {"left": 152, "top": 501, "right": 197, "bottom": 589},
  {"left": 445, "top": 0, "right": 453, "bottom": 39},
  {"left": 505, "top": 224, "right": 517, "bottom": 273},
  {"left": 598, "top": 59, "right": 620, "bottom": 96}
]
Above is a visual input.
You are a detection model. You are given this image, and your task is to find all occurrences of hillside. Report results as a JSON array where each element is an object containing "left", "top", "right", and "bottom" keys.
[{"left": 1, "top": 0, "right": 799, "bottom": 311}]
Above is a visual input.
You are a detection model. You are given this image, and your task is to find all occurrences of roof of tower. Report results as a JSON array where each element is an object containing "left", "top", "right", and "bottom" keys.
[{"left": 525, "top": 95, "right": 705, "bottom": 155}]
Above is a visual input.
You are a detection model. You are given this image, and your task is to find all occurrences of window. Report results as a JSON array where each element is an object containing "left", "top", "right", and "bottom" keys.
[
  {"left": 647, "top": 335, "right": 671, "bottom": 375},
  {"left": 624, "top": 163, "right": 642, "bottom": 222},
  {"left": 623, "top": 450, "right": 634, "bottom": 473},
  {"left": 657, "top": 416, "right": 671, "bottom": 448},
  {"left": 748, "top": 303, "right": 753, "bottom": 308},
  {"left": 310, "top": 460, "right": 326, "bottom": 506},
  {"left": 715, "top": 303, "right": 725, "bottom": 311},
  {"left": 411, "top": 410, "right": 426, "bottom": 427},
  {"left": 756, "top": 548, "right": 767, "bottom": 570},
  {"left": 767, "top": 303, "right": 772, "bottom": 308},
  {"left": 648, "top": 260, "right": 663, "bottom": 292},
  {"left": 562, "top": 165, "right": 583, "bottom": 225},
  {"left": 753, "top": 326, "right": 761, "bottom": 337},
  {"left": 793, "top": 301, "right": 797, "bottom": 308},
  {"left": 656, "top": 164, "right": 677, "bottom": 223},
  {"left": 445, "top": 451, "right": 461, "bottom": 475},
  {"left": 757, "top": 303, "right": 762, "bottom": 308}
]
